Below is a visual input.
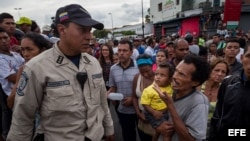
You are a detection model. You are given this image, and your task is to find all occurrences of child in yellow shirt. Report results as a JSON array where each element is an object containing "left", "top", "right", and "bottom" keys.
[{"left": 141, "top": 62, "right": 174, "bottom": 141}]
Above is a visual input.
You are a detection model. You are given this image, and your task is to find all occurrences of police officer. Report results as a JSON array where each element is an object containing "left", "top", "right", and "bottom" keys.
[{"left": 7, "top": 4, "right": 114, "bottom": 141}]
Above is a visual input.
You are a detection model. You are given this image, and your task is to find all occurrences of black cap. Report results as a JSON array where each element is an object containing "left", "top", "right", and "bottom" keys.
[{"left": 55, "top": 4, "right": 104, "bottom": 30}]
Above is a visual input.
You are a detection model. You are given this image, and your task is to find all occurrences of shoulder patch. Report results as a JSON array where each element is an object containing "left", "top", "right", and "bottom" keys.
[
  {"left": 92, "top": 73, "right": 102, "bottom": 79},
  {"left": 17, "top": 71, "right": 29, "bottom": 96},
  {"left": 56, "top": 56, "right": 64, "bottom": 64},
  {"left": 83, "top": 56, "right": 90, "bottom": 64}
]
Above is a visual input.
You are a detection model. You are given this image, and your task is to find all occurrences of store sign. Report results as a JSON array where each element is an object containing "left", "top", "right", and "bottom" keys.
[{"left": 164, "top": 0, "right": 174, "bottom": 11}]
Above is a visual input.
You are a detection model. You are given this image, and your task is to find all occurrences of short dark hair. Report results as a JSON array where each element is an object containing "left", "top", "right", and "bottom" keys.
[
  {"left": 210, "top": 42, "right": 218, "bottom": 47},
  {"left": 183, "top": 54, "right": 210, "bottom": 86},
  {"left": 155, "top": 36, "right": 161, "bottom": 43},
  {"left": 0, "top": 13, "right": 14, "bottom": 23},
  {"left": 225, "top": 38, "right": 240, "bottom": 46},
  {"left": 119, "top": 39, "right": 133, "bottom": 51},
  {"left": 113, "top": 40, "right": 119, "bottom": 46},
  {"left": 147, "top": 37, "right": 154, "bottom": 46},
  {"left": 158, "top": 62, "right": 175, "bottom": 79},
  {"left": 23, "top": 33, "right": 52, "bottom": 50},
  {"left": 238, "top": 38, "right": 246, "bottom": 48},
  {"left": 184, "top": 34, "right": 193, "bottom": 43},
  {"left": 208, "top": 42, "right": 218, "bottom": 53},
  {"left": 0, "top": 27, "right": 7, "bottom": 33},
  {"left": 213, "top": 33, "right": 220, "bottom": 37},
  {"left": 244, "top": 43, "right": 250, "bottom": 54},
  {"left": 198, "top": 46, "right": 208, "bottom": 56},
  {"left": 13, "top": 29, "right": 25, "bottom": 41},
  {"left": 216, "top": 48, "right": 225, "bottom": 57},
  {"left": 31, "top": 20, "right": 39, "bottom": 32}
]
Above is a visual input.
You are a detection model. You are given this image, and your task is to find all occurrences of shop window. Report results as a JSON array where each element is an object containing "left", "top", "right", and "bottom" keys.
[
  {"left": 213, "top": 0, "right": 220, "bottom": 7},
  {"left": 158, "top": 3, "right": 162, "bottom": 12},
  {"left": 176, "top": 0, "right": 180, "bottom": 5}
]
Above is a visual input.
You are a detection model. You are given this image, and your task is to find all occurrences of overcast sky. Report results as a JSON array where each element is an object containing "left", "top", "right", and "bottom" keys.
[{"left": 0, "top": 0, "right": 150, "bottom": 29}]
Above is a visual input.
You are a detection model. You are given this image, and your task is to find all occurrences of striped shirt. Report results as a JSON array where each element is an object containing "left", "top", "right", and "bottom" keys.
[{"left": 109, "top": 60, "right": 139, "bottom": 114}]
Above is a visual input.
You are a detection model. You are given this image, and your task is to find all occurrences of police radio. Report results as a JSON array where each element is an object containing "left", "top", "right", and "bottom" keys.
[{"left": 76, "top": 72, "right": 88, "bottom": 90}]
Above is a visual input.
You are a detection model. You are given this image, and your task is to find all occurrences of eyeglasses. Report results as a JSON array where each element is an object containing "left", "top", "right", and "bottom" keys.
[{"left": 118, "top": 49, "right": 129, "bottom": 53}]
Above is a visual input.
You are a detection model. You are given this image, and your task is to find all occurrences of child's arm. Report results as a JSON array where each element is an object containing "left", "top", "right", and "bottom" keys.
[{"left": 143, "top": 104, "right": 163, "bottom": 120}]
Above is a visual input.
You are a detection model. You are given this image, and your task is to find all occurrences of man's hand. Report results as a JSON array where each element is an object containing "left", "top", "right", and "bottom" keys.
[
  {"left": 7, "top": 94, "right": 15, "bottom": 109},
  {"left": 155, "top": 121, "right": 175, "bottom": 137},
  {"left": 138, "top": 111, "right": 147, "bottom": 122},
  {"left": 10, "top": 45, "right": 21, "bottom": 53},
  {"left": 122, "top": 96, "right": 133, "bottom": 106},
  {"left": 153, "top": 83, "right": 173, "bottom": 105}
]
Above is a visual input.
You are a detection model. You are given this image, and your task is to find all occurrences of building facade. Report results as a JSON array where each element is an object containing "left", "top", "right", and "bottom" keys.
[
  {"left": 112, "top": 22, "right": 153, "bottom": 39},
  {"left": 149, "top": 0, "right": 250, "bottom": 38}
]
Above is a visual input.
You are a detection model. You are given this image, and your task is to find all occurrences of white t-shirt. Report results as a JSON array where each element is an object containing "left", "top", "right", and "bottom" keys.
[
  {"left": 131, "top": 48, "right": 139, "bottom": 61},
  {"left": 189, "top": 45, "right": 200, "bottom": 55},
  {"left": 0, "top": 52, "right": 24, "bottom": 96},
  {"left": 144, "top": 46, "right": 154, "bottom": 57},
  {"left": 113, "top": 47, "right": 118, "bottom": 54},
  {"left": 236, "top": 48, "right": 244, "bottom": 63}
]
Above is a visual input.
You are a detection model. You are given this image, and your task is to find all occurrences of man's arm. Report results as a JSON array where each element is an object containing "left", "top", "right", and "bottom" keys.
[
  {"left": 7, "top": 66, "right": 43, "bottom": 141},
  {"left": 153, "top": 84, "right": 195, "bottom": 141},
  {"left": 107, "top": 86, "right": 116, "bottom": 95},
  {"left": 0, "top": 59, "right": 18, "bottom": 84},
  {"left": 7, "top": 66, "right": 24, "bottom": 109},
  {"left": 6, "top": 73, "right": 17, "bottom": 84}
]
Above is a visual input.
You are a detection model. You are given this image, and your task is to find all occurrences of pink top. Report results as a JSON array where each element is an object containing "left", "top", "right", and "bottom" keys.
[{"left": 152, "top": 64, "right": 157, "bottom": 72}]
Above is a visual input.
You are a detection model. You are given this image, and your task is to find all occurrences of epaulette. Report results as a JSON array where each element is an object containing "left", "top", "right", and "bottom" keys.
[
  {"left": 56, "top": 55, "right": 64, "bottom": 64},
  {"left": 83, "top": 56, "right": 90, "bottom": 64}
]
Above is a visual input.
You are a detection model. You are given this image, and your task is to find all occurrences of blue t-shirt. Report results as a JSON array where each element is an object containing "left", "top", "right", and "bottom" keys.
[{"left": 137, "top": 46, "right": 145, "bottom": 54}]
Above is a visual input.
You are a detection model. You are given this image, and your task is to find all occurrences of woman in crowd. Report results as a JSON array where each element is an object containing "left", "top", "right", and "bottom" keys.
[
  {"left": 132, "top": 54, "right": 155, "bottom": 141},
  {"left": 7, "top": 33, "right": 52, "bottom": 109},
  {"left": 207, "top": 42, "right": 218, "bottom": 63},
  {"left": 199, "top": 58, "right": 229, "bottom": 138},
  {"left": 99, "top": 43, "right": 114, "bottom": 90},
  {"left": 165, "top": 42, "right": 174, "bottom": 62},
  {"left": 152, "top": 49, "right": 168, "bottom": 71}
]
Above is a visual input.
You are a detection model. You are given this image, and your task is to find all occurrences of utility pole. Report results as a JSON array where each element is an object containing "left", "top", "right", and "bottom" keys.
[
  {"left": 141, "top": 0, "right": 145, "bottom": 38},
  {"left": 109, "top": 13, "right": 114, "bottom": 40}
]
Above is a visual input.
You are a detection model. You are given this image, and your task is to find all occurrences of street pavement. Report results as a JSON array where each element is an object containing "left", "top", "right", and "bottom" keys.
[
  {"left": 109, "top": 104, "right": 123, "bottom": 141},
  {"left": 109, "top": 104, "right": 140, "bottom": 141}
]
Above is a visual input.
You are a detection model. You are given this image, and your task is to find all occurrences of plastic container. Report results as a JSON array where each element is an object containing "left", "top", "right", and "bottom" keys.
[{"left": 108, "top": 93, "right": 124, "bottom": 100}]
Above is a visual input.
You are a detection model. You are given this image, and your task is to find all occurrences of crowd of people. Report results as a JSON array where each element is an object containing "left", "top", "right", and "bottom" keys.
[{"left": 0, "top": 3, "right": 250, "bottom": 141}]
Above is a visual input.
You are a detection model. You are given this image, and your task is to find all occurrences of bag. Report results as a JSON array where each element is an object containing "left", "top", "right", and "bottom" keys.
[{"left": 137, "top": 119, "right": 155, "bottom": 136}]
